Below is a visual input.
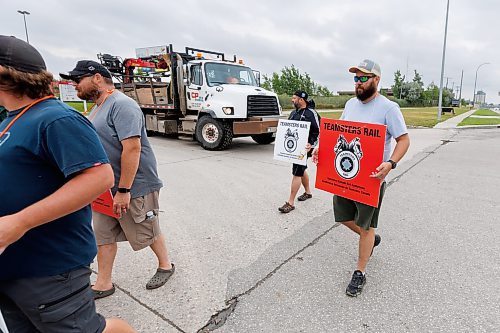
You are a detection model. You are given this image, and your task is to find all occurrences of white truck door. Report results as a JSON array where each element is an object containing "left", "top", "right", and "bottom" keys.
[{"left": 186, "top": 64, "right": 203, "bottom": 111}]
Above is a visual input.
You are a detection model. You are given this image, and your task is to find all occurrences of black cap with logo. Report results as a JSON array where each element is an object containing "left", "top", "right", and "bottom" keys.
[
  {"left": 60, "top": 60, "right": 112, "bottom": 80},
  {"left": 293, "top": 90, "right": 309, "bottom": 101}
]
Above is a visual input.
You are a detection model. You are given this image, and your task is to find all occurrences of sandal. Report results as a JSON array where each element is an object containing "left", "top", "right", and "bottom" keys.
[
  {"left": 146, "top": 263, "right": 175, "bottom": 290},
  {"left": 297, "top": 192, "right": 313, "bottom": 201},
  {"left": 278, "top": 202, "right": 295, "bottom": 213},
  {"left": 92, "top": 284, "right": 115, "bottom": 299}
]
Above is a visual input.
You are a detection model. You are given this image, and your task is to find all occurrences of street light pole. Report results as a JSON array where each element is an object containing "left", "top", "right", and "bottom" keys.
[
  {"left": 17, "top": 10, "right": 30, "bottom": 44},
  {"left": 437, "top": 0, "right": 450, "bottom": 121},
  {"left": 472, "top": 62, "right": 490, "bottom": 108}
]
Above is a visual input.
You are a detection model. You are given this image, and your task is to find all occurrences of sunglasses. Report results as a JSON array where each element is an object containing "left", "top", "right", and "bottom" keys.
[
  {"left": 73, "top": 74, "right": 93, "bottom": 84},
  {"left": 353, "top": 75, "right": 374, "bottom": 83}
]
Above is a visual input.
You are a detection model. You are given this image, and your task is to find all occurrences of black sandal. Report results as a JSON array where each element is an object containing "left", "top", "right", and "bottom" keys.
[{"left": 146, "top": 264, "right": 175, "bottom": 290}]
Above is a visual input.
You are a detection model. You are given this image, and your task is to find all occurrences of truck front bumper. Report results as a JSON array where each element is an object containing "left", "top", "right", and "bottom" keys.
[{"left": 233, "top": 119, "right": 279, "bottom": 135}]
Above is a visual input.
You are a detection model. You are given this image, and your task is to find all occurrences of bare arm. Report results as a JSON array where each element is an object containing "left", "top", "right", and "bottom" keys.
[
  {"left": 113, "top": 136, "right": 141, "bottom": 215},
  {"left": 0, "top": 163, "right": 114, "bottom": 254},
  {"left": 371, "top": 133, "right": 410, "bottom": 180}
]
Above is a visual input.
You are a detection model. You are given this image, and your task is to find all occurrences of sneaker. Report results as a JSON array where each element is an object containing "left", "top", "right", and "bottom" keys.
[
  {"left": 370, "top": 234, "right": 381, "bottom": 256},
  {"left": 345, "top": 270, "right": 366, "bottom": 297},
  {"left": 278, "top": 202, "right": 295, "bottom": 213},
  {"left": 297, "top": 192, "right": 313, "bottom": 201}
]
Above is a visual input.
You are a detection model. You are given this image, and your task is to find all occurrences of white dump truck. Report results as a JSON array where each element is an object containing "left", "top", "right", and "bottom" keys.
[{"left": 98, "top": 45, "right": 282, "bottom": 150}]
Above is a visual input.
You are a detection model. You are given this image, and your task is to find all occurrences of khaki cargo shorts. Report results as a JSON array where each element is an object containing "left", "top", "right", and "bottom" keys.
[{"left": 92, "top": 191, "right": 162, "bottom": 251}]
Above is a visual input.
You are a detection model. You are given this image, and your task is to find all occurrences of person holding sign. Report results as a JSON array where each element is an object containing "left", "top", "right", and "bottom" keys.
[
  {"left": 62, "top": 60, "right": 174, "bottom": 298},
  {"left": 278, "top": 90, "right": 320, "bottom": 213},
  {"left": 313, "top": 60, "right": 409, "bottom": 297},
  {"left": 0, "top": 36, "right": 135, "bottom": 333}
]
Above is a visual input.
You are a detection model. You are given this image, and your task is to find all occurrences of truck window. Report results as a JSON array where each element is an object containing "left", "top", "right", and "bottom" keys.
[
  {"left": 190, "top": 65, "right": 203, "bottom": 86},
  {"left": 205, "top": 63, "right": 258, "bottom": 87}
]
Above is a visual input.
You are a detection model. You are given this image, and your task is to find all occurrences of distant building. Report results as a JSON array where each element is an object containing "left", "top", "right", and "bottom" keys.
[{"left": 474, "top": 90, "right": 486, "bottom": 106}]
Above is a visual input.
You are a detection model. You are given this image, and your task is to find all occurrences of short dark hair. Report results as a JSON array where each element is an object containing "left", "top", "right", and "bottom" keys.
[{"left": 0, "top": 65, "right": 53, "bottom": 99}]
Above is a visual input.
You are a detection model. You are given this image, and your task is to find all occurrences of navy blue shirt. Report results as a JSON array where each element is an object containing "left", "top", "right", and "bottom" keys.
[{"left": 0, "top": 98, "right": 109, "bottom": 280}]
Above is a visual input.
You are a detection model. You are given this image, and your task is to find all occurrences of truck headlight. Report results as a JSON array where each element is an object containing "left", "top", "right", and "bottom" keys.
[{"left": 222, "top": 107, "right": 234, "bottom": 115}]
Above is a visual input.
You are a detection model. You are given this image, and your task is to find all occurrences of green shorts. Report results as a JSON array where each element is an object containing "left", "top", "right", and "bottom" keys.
[{"left": 333, "top": 182, "right": 387, "bottom": 230}]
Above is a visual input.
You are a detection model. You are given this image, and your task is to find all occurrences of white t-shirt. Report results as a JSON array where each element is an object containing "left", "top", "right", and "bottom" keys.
[{"left": 341, "top": 94, "right": 408, "bottom": 161}]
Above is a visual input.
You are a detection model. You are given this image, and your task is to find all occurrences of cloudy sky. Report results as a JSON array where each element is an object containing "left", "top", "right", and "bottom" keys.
[{"left": 3, "top": 0, "right": 500, "bottom": 103}]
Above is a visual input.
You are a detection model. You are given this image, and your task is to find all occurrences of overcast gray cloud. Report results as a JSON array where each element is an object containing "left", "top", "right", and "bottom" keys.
[{"left": 3, "top": 0, "right": 499, "bottom": 103}]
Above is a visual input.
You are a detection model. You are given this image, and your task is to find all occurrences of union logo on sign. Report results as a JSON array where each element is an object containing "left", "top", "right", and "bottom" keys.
[{"left": 333, "top": 135, "right": 363, "bottom": 180}]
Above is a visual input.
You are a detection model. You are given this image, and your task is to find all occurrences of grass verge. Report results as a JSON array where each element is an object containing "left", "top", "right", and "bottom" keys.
[
  {"left": 319, "top": 107, "right": 470, "bottom": 128},
  {"left": 458, "top": 109, "right": 500, "bottom": 126}
]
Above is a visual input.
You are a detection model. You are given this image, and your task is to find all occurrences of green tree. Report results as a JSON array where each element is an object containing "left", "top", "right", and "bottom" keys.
[
  {"left": 262, "top": 65, "right": 332, "bottom": 96},
  {"left": 392, "top": 70, "right": 405, "bottom": 99}
]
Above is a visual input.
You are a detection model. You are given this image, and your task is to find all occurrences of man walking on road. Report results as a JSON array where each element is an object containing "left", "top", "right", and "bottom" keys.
[
  {"left": 279, "top": 90, "right": 320, "bottom": 213},
  {"left": 0, "top": 36, "right": 135, "bottom": 332},
  {"left": 61, "top": 60, "right": 175, "bottom": 299},
  {"left": 313, "top": 60, "right": 409, "bottom": 296}
]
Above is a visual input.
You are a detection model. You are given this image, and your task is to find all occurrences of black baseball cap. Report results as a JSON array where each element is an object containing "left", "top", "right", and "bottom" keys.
[
  {"left": 294, "top": 90, "right": 308, "bottom": 101},
  {"left": 60, "top": 60, "right": 112, "bottom": 80},
  {"left": 0, "top": 35, "right": 46, "bottom": 73}
]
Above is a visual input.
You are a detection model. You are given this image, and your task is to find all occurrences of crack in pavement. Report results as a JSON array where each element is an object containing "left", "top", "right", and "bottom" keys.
[
  {"left": 196, "top": 133, "right": 459, "bottom": 332},
  {"left": 91, "top": 269, "right": 186, "bottom": 333}
]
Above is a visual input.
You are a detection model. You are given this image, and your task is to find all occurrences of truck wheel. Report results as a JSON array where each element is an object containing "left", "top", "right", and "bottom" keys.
[
  {"left": 251, "top": 133, "right": 275, "bottom": 145},
  {"left": 196, "top": 116, "right": 233, "bottom": 150}
]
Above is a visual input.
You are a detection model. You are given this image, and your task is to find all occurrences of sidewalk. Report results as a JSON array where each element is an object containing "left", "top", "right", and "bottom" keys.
[{"left": 433, "top": 109, "right": 476, "bottom": 129}]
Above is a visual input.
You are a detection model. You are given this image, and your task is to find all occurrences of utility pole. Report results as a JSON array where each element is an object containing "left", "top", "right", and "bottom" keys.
[
  {"left": 458, "top": 69, "right": 463, "bottom": 106},
  {"left": 437, "top": 0, "right": 450, "bottom": 120}
]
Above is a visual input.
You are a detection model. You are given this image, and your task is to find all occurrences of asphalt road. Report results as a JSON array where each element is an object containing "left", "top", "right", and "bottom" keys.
[{"left": 93, "top": 127, "right": 499, "bottom": 333}]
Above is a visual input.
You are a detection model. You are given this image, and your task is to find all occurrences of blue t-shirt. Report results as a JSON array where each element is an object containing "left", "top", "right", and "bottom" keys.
[
  {"left": 0, "top": 98, "right": 109, "bottom": 280},
  {"left": 341, "top": 94, "right": 408, "bottom": 161}
]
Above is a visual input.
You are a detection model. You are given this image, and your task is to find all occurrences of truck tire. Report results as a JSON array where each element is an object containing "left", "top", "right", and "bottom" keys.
[
  {"left": 251, "top": 133, "right": 275, "bottom": 145},
  {"left": 196, "top": 116, "right": 233, "bottom": 150}
]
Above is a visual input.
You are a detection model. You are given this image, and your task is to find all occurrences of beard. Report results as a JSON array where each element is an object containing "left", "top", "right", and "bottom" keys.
[
  {"left": 77, "top": 82, "right": 101, "bottom": 101},
  {"left": 356, "top": 82, "right": 377, "bottom": 102}
]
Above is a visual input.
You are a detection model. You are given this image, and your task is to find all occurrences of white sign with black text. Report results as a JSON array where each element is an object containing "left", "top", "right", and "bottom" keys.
[{"left": 273, "top": 119, "right": 310, "bottom": 166}]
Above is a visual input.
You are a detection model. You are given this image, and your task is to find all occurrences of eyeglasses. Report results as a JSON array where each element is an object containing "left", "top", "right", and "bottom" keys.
[
  {"left": 73, "top": 74, "right": 93, "bottom": 84},
  {"left": 353, "top": 75, "right": 374, "bottom": 83}
]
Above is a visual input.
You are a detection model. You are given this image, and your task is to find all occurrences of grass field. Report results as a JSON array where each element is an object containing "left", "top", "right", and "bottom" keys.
[
  {"left": 319, "top": 107, "right": 470, "bottom": 128},
  {"left": 458, "top": 109, "right": 500, "bottom": 126},
  {"left": 65, "top": 101, "right": 94, "bottom": 113},
  {"left": 472, "top": 109, "right": 499, "bottom": 116}
]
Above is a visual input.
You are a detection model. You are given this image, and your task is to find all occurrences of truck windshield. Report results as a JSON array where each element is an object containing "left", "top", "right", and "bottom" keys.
[{"left": 205, "top": 63, "right": 258, "bottom": 87}]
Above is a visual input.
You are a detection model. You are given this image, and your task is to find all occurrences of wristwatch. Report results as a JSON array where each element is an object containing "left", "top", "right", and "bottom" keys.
[
  {"left": 387, "top": 159, "right": 397, "bottom": 169},
  {"left": 117, "top": 187, "right": 131, "bottom": 193}
]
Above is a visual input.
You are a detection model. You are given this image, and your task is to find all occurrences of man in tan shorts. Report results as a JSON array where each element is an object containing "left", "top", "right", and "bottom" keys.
[{"left": 61, "top": 60, "right": 175, "bottom": 299}]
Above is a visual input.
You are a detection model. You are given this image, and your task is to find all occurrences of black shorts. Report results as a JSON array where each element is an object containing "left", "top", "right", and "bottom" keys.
[
  {"left": 333, "top": 181, "right": 387, "bottom": 230},
  {"left": 292, "top": 163, "right": 308, "bottom": 177},
  {"left": 0, "top": 267, "right": 106, "bottom": 333}
]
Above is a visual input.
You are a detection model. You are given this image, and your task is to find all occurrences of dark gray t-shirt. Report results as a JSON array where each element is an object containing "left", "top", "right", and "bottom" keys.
[{"left": 90, "top": 91, "right": 163, "bottom": 198}]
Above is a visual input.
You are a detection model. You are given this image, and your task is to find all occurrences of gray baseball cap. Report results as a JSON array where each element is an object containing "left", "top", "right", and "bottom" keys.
[{"left": 349, "top": 59, "right": 381, "bottom": 77}]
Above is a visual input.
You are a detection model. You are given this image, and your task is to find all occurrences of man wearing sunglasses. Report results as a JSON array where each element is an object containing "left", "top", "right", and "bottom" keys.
[
  {"left": 314, "top": 59, "right": 410, "bottom": 297},
  {"left": 61, "top": 60, "right": 175, "bottom": 298}
]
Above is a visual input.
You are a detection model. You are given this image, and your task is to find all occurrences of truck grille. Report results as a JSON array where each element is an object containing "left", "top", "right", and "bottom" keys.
[{"left": 247, "top": 95, "right": 280, "bottom": 117}]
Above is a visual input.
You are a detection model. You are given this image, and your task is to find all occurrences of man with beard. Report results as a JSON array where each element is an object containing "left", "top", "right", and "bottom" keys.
[
  {"left": 0, "top": 36, "right": 135, "bottom": 332},
  {"left": 278, "top": 90, "right": 320, "bottom": 214},
  {"left": 61, "top": 61, "right": 174, "bottom": 298},
  {"left": 313, "top": 60, "right": 409, "bottom": 296}
]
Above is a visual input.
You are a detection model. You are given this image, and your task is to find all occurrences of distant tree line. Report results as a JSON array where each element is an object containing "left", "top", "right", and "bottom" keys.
[
  {"left": 261, "top": 65, "right": 334, "bottom": 97},
  {"left": 389, "top": 69, "right": 460, "bottom": 107}
]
